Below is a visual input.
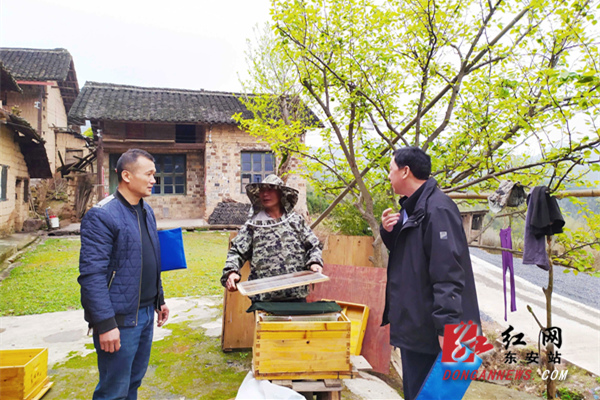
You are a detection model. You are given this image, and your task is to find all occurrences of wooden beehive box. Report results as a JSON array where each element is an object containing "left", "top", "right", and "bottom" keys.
[
  {"left": 0, "top": 348, "right": 53, "bottom": 400},
  {"left": 332, "top": 300, "right": 369, "bottom": 356},
  {"left": 253, "top": 311, "right": 352, "bottom": 380}
]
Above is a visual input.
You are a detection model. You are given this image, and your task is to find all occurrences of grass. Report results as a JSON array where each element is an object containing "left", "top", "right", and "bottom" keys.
[
  {"left": 44, "top": 321, "right": 251, "bottom": 400},
  {"left": 0, "top": 238, "right": 81, "bottom": 315},
  {"left": 0, "top": 231, "right": 230, "bottom": 316}
]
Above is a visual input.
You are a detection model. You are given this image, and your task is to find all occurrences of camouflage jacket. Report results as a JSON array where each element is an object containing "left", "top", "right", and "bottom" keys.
[{"left": 221, "top": 212, "right": 323, "bottom": 302}]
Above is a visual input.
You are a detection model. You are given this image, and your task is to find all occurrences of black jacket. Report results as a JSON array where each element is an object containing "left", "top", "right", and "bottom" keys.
[{"left": 380, "top": 178, "right": 481, "bottom": 354}]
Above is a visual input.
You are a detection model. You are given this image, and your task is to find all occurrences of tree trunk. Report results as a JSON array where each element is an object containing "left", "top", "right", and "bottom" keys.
[{"left": 544, "top": 236, "right": 556, "bottom": 399}]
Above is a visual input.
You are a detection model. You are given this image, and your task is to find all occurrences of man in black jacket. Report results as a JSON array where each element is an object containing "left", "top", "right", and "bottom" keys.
[{"left": 380, "top": 147, "right": 481, "bottom": 400}]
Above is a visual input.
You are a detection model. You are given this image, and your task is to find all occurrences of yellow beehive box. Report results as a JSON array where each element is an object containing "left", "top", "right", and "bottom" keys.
[
  {"left": 327, "top": 300, "right": 369, "bottom": 356},
  {"left": 0, "top": 348, "right": 52, "bottom": 400},
  {"left": 252, "top": 311, "right": 352, "bottom": 380}
]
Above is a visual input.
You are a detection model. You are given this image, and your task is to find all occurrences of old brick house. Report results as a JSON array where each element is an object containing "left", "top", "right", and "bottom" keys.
[
  {"left": 68, "top": 81, "right": 308, "bottom": 220},
  {"left": 0, "top": 48, "right": 89, "bottom": 175},
  {"left": 0, "top": 64, "right": 52, "bottom": 235}
]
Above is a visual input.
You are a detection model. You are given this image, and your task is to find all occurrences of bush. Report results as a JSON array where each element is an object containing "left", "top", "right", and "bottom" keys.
[{"left": 307, "top": 190, "right": 329, "bottom": 214}]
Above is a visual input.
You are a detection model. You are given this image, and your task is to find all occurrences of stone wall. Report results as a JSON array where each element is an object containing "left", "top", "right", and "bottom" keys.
[{"left": 0, "top": 125, "right": 30, "bottom": 235}]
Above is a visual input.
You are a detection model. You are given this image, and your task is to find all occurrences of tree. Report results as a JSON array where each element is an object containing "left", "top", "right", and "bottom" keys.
[
  {"left": 240, "top": 1, "right": 599, "bottom": 396},
  {"left": 235, "top": 24, "right": 320, "bottom": 182},
  {"left": 242, "top": 0, "right": 599, "bottom": 271}
]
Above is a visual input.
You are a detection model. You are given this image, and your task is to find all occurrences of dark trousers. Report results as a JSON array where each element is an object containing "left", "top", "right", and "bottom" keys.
[
  {"left": 93, "top": 305, "right": 155, "bottom": 400},
  {"left": 400, "top": 347, "right": 439, "bottom": 400}
]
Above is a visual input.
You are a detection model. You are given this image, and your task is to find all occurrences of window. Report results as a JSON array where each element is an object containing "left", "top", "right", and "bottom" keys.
[
  {"left": 23, "top": 179, "right": 29, "bottom": 203},
  {"left": 152, "top": 155, "right": 186, "bottom": 195},
  {"left": 0, "top": 165, "right": 7, "bottom": 201},
  {"left": 240, "top": 152, "right": 274, "bottom": 192},
  {"left": 175, "top": 125, "right": 205, "bottom": 143},
  {"left": 108, "top": 154, "right": 186, "bottom": 196},
  {"left": 175, "top": 125, "right": 196, "bottom": 143}
]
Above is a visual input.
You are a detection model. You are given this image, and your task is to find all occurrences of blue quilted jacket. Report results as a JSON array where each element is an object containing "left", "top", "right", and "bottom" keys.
[{"left": 78, "top": 191, "right": 165, "bottom": 334}]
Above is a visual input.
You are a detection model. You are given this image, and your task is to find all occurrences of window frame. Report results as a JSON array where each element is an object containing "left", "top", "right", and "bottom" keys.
[
  {"left": 240, "top": 151, "right": 275, "bottom": 193},
  {"left": 0, "top": 165, "right": 8, "bottom": 202},
  {"left": 108, "top": 154, "right": 187, "bottom": 196},
  {"left": 152, "top": 154, "right": 187, "bottom": 196}
]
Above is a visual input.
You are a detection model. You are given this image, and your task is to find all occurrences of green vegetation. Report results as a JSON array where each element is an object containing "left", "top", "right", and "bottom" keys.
[
  {"left": 0, "top": 232, "right": 230, "bottom": 316},
  {"left": 0, "top": 238, "right": 81, "bottom": 315},
  {"left": 556, "top": 387, "right": 584, "bottom": 400},
  {"left": 161, "top": 231, "right": 229, "bottom": 297},
  {"left": 45, "top": 322, "right": 251, "bottom": 400}
]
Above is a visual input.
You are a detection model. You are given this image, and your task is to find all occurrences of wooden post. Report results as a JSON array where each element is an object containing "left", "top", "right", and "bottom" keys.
[
  {"left": 544, "top": 236, "right": 556, "bottom": 399},
  {"left": 96, "top": 129, "right": 104, "bottom": 201}
]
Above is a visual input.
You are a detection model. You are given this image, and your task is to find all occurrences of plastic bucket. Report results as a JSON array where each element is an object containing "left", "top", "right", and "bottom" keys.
[{"left": 49, "top": 216, "right": 59, "bottom": 229}]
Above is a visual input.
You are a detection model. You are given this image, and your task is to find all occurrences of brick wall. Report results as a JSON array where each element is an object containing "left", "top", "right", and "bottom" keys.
[
  {"left": 100, "top": 150, "right": 206, "bottom": 220},
  {"left": 93, "top": 122, "right": 308, "bottom": 221},
  {"left": 204, "top": 124, "right": 308, "bottom": 218},
  {"left": 0, "top": 125, "right": 30, "bottom": 235}
]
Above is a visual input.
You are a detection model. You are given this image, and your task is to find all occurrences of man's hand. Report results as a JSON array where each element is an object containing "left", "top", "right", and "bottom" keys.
[
  {"left": 156, "top": 304, "right": 170, "bottom": 327},
  {"left": 99, "top": 328, "right": 120, "bottom": 353},
  {"left": 382, "top": 208, "right": 401, "bottom": 232},
  {"left": 438, "top": 335, "right": 444, "bottom": 349},
  {"left": 226, "top": 272, "right": 241, "bottom": 292},
  {"left": 309, "top": 264, "right": 323, "bottom": 274}
]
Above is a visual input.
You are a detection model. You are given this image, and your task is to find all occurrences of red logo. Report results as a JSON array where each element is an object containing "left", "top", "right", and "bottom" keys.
[{"left": 441, "top": 321, "right": 494, "bottom": 363}]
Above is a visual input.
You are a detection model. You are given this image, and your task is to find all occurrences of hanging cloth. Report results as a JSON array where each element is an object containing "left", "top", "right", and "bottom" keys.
[
  {"left": 523, "top": 186, "right": 565, "bottom": 270},
  {"left": 500, "top": 227, "right": 517, "bottom": 321}
]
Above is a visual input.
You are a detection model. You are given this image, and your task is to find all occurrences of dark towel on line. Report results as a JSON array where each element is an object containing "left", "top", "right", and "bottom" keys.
[{"left": 523, "top": 186, "right": 565, "bottom": 270}]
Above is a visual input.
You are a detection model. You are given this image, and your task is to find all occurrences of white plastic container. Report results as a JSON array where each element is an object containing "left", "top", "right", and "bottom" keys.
[{"left": 49, "top": 216, "right": 59, "bottom": 229}]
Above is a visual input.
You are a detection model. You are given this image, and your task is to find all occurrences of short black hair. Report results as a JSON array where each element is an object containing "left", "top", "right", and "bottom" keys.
[
  {"left": 116, "top": 149, "right": 155, "bottom": 183},
  {"left": 392, "top": 147, "right": 431, "bottom": 180}
]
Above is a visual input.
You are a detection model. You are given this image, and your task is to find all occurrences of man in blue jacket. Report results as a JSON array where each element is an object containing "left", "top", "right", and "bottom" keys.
[
  {"left": 79, "top": 148, "right": 169, "bottom": 400},
  {"left": 380, "top": 147, "right": 480, "bottom": 400}
]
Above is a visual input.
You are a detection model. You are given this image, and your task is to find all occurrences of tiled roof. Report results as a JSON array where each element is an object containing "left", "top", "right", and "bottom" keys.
[
  {"left": 0, "top": 48, "right": 72, "bottom": 81},
  {"left": 0, "top": 108, "right": 52, "bottom": 178},
  {"left": 0, "top": 62, "right": 21, "bottom": 93},
  {"left": 0, "top": 48, "right": 80, "bottom": 116},
  {"left": 68, "top": 82, "right": 256, "bottom": 124}
]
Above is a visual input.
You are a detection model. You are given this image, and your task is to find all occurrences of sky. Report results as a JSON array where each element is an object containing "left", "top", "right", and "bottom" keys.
[{"left": 0, "top": 0, "right": 272, "bottom": 92}]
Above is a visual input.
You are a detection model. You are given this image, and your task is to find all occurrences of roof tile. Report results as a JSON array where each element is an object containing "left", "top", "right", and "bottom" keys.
[{"left": 0, "top": 48, "right": 72, "bottom": 81}]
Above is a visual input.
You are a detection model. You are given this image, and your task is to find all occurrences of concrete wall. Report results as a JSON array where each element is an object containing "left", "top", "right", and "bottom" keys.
[{"left": 0, "top": 125, "right": 30, "bottom": 235}]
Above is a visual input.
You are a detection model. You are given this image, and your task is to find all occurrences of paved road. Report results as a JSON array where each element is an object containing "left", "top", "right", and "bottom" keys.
[
  {"left": 470, "top": 247, "right": 599, "bottom": 310},
  {"left": 470, "top": 254, "right": 600, "bottom": 376}
]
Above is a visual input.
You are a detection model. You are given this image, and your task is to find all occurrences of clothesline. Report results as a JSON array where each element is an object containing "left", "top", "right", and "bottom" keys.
[{"left": 447, "top": 189, "right": 600, "bottom": 200}]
